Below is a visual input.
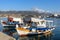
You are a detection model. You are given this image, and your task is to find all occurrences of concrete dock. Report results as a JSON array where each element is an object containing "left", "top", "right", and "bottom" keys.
[{"left": 0, "top": 32, "right": 16, "bottom": 40}]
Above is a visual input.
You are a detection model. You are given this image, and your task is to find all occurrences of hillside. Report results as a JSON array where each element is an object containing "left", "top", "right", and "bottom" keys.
[{"left": 0, "top": 11, "right": 53, "bottom": 17}]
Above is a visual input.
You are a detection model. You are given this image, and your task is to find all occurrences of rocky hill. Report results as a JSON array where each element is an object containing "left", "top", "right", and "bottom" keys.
[{"left": 0, "top": 11, "right": 53, "bottom": 17}]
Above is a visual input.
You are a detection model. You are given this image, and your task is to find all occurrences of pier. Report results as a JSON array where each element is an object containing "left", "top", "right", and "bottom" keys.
[{"left": 0, "top": 32, "right": 16, "bottom": 40}]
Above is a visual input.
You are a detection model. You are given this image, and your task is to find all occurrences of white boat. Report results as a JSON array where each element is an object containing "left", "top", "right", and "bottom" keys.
[
  {"left": 16, "top": 17, "right": 55, "bottom": 36},
  {"left": 1, "top": 16, "right": 23, "bottom": 32}
]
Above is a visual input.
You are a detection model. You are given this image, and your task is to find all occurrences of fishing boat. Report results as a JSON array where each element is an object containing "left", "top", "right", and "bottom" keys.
[
  {"left": 1, "top": 16, "right": 23, "bottom": 32},
  {"left": 16, "top": 17, "right": 55, "bottom": 36}
]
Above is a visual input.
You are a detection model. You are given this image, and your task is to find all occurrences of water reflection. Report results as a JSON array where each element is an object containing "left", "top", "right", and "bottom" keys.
[{"left": 18, "top": 32, "right": 54, "bottom": 40}]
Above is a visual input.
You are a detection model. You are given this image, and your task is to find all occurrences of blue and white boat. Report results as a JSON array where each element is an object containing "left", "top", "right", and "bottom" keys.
[{"left": 16, "top": 17, "right": 55, "bottom": 36}]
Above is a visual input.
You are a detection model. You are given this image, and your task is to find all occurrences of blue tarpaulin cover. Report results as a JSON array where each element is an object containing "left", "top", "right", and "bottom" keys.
[{"left": 28, "top": 27, "right": 52, "bottom": 31}]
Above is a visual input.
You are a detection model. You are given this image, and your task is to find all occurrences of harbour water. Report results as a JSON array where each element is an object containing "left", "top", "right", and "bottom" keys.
[{"left": 0, "top": 18, "right": 60, "bottom": 40}]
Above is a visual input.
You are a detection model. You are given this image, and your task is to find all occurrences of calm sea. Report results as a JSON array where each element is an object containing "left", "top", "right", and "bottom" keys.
[{"left": 0, "top": 17, "right": 60, "bottom": 40}]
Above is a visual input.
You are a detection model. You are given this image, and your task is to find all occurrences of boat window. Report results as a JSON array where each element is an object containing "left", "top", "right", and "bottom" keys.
[
  {"left": 41, "top": 21, "right": 45, "bottom": 24},
  {"left": 35, "top": 22, "right": 37, "bottom": 25},
  {"left": 37, "top": 22, "right": 39, "bottom": 24},
  {"left": 46, "top": 22, "right": 53, "bottom": 28},
  {"left": 20, "top": 23, "right": 23, "bottom": 25}
]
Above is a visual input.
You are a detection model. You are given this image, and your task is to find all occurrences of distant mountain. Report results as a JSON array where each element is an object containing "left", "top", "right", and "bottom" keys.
[
  {"left": 0, "top": 11, "right": 53, "bottom": 16},
  {"left": 0, "top": 8, "right": 53, "bottom": 17}
]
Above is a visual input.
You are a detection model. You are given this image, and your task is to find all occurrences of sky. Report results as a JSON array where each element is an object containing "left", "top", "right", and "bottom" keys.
[{"left": 0, "top": 0, "right": 60, "bottom": 12}]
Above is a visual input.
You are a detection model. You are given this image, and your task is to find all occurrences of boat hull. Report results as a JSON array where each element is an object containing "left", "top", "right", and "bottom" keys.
[
  {"left": 16, "top": 29, "right": 42, "bottom": 36},
  {"left": 16, "top": 27, "right": 55, "bottom": 36}
]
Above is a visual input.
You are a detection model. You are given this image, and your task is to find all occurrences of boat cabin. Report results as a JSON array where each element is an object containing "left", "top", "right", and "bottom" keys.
[{"left": 23, "top": 17, "right": 54, "bottom": 28}]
